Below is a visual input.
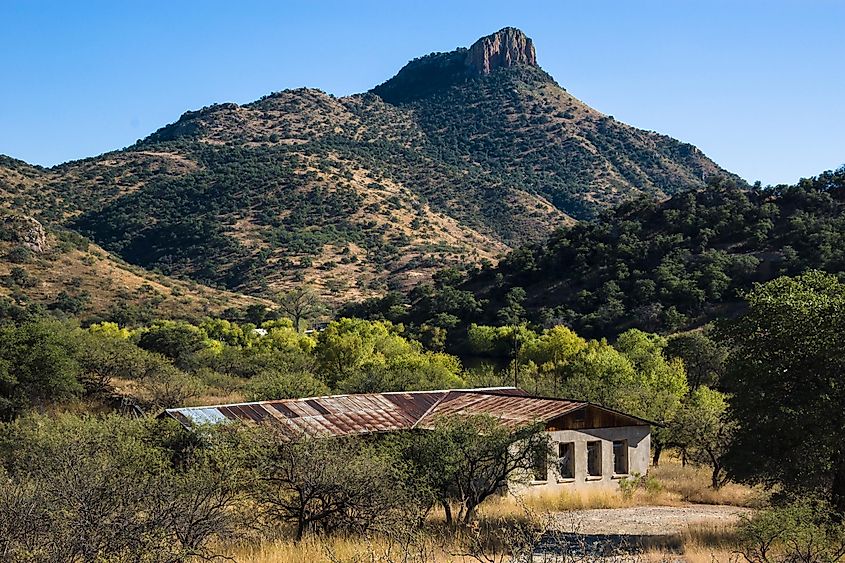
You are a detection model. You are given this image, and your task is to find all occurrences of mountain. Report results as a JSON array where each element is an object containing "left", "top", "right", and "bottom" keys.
[
  {"left": 1, "top": 28, "right": 737, "bottom": 304},
  {"left": 382, "top": 168, "right": 845, "bottom": 341},
  {"left": 0, "top": 210, "right": 267, "bottom": 324}
]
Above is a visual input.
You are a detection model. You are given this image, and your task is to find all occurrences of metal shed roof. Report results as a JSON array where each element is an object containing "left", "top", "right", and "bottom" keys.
[{"left": 162, "top": 387, "right": 650, "bottom": 437}]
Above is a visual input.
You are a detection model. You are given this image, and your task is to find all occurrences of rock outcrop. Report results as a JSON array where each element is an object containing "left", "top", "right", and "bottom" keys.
[
  {"left": 1, "top": 214, "right": 48, "bottom": 253},
  {"left": 466, "top": 27, "right": 538, "bottom": 75}
]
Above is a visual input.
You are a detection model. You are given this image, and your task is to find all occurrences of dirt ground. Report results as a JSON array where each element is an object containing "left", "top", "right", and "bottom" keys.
[{"left": 553, "top": 504, "right": 752, "bottom": 536}]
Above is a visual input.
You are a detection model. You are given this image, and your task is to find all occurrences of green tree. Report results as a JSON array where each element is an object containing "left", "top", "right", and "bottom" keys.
[
  {"left": 670, "top": 386, "right": 735, "bottom": 489},
  {"left": 315, "top": 318, "right": 464, "bottom": 392},
  {"left": 406, "top": 415, "right": 548, "bottom": 525},
  {"left": 0, "top": 320, "right": 83, "bottom": 421},
  {"left": 135, "top": 321, "right": 219, "bottom": 369},
  {"left": 245, "top": 371, "right": 329, "bottom": 401},
  {"left": 665, "top": 328, "right": 727, "bottom": 388},
  {"left": 523, "top": 325, "right": 587, "bottom": 395},
  {"left": 496, "top": 287, "right": 527, "bottom": 325},
  {"left": 614, "top": 329, "right": 688, "bottom": 465},
  {"left": 720, "top": 271, "right": 845, "bottom": 513},
  {"left": 467, "top": 324, "right": 538, "bottom": 388}
]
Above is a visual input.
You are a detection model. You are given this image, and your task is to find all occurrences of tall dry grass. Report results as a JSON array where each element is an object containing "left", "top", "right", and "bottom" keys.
[
  {"left": 223, "top": 454, "right": 761, "bottom": 562},
  {"left": 226, "top": 524, "right": 745, "bottom": 563},
  {"left": 477, "top": 454, "right": 764, "bottom": 519},
  {"left": 642, "top": 522, "right": 742, "bottom": 562},
  {"left": 650, "top": 456, "right": 767, "bottom": 508}
]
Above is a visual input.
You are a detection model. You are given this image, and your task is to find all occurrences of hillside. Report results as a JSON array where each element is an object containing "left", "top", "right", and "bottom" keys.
[
  {"left": 1, "top": 28, "right": 736, "bottom": 303},
  {"left": 364, "top": 168, "right": 845, "bottom": 341},
  {"left": 0, "top": 211, "right": 266, "bottom": 324}
]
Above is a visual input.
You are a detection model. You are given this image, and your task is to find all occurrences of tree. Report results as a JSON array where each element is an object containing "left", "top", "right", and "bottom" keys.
[
  {"left": 665, "top": 328, "right": 727, "bottom": 388},
  {"left": 137, "top": 356, "right": 204, "bottom": 409},
  {"left": 73, "top": 330, "right": 158, "bottom": 395},
  {"left": 245, "top": 371, "right": 329, "bottom": 401},
  {"left": 276, "top": 286, "right": 326, "bottom": 331},
  {"left": 467, "top": 324, "right": 537, "bottom": 388},
  {"left": 614, "top": 329, "right": 688, "bottom": 465},
  {"left": 720, "top": 271, "right": 845, "bottom": 513},
  {"left": 670, "top": 386, "right": 735, "bottom": 489},
  {"left": 496, "top": 287, "right": 527, "bottom": 325},
  {"left": 315, "top": 318, "right": 465, "bottom": 393},
  {"left": 406, "top": 415, "right": 548, "bottom": 525},
  {"left": 135, "top": 321, "right": 219, "bottom": 369},
  {"left": 523, "top": 325, "right": 587, "bottom": 395},
  {"left": 557, "top": 329, "right": 688, "bottom": 466},
  {"left": 0, "top": 320, "right": 83, "bottom": 421},
  {"left": 736, "top": 500, "right": 845, "bottom": 563},
  {"left": 248, "top": 431, "right": 414, "bottom": 540}
]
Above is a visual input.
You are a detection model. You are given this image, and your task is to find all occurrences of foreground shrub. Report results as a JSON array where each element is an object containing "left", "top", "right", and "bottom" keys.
[
  {"left": 247, "top": 430, "right": 425, "bottom": 540},
  {"left": 0, "top": 414, "right": 247, "bottom": 562},
  {"left": 736, "top": 500, "right": 845, "bottom": 563}
]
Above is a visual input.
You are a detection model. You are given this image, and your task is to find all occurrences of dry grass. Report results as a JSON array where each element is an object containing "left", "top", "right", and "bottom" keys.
[
  {"left": 650, "top": 457, "right": 767, "bottom": 508},
  {"left": 478, "top": 488, "right": 641, "bottom": 517},
  {"left": 225, "top": 522, "right": 745, "bottom": 563},
  {"left": 477, "top": 455, "right": 763, "bottom": 518},
  {"left": 225, "top": 533, "right": 474, "bottom": 563},
  {"left": 223, "top": 454, "right": 761, "bottom": 562},
  {"left": 642, "top": 522, "right": 742, "bottom": 562}
]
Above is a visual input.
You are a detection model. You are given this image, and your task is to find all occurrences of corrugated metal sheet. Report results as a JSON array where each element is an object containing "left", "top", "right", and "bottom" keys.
[
  {"left": 163, "top": 389, "right": 451, "bottom": 437},
  {"left": 161, "top": 387, "right": 649, "bottom": 437},
  {"left": 414, "top": 392, "right": 585, "bottom": 430}
]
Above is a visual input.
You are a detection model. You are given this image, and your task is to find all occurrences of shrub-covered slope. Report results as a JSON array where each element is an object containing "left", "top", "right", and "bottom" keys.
[
  {"left": 1, "top": 28, "right": 735, "bottom": 303},
  {"left": 388, "top": 168, "right": 845, "bottom": 339}
]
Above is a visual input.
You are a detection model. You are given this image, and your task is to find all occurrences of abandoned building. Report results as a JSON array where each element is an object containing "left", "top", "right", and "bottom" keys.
[{"left": 162, "top": 387, "right": 652, "bottom": 491}]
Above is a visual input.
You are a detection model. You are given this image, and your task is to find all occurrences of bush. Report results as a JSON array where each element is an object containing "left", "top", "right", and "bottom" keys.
[
  {"left": 247, "top": 431, "right": 421, "bottom": 540},
  {"left": 6, "top": 246, "right": 32, "bottom": 264},
  {"left": 245, "top": 371, "right": 329, "bottom": 401},
  {"left": 6, "top": 266, "right": 37, "bottom": 288},
  {"left": 0, "top": 414, "right": 246, "bottom": 562},
  {"left": 736, "top": 500, "right": 845, "bottom": 563}
]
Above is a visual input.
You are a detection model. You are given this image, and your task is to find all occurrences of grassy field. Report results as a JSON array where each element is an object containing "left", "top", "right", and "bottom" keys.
[{"left": 222, "top": 455, "right": 760, "bottom": 562}]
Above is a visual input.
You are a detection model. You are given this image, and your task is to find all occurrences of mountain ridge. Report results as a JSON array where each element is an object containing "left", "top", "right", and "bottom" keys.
[{"left": 0, "top": 27, "right": 738, "bottom": 304}]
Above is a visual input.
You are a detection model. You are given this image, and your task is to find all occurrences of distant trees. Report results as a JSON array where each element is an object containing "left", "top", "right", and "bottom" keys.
[
  {"left": 721, "top": 271, "right": 845, "bottom": 514},
  {"left": 136, "top": 320, "right": 219, "bottom": 368},
  {"left": 315, "top": 318, "right": 465, "bottom": 393},
  {"left": 468, "top": 323, "right": 536, "bottom": 387},
  {"left": 395, "top": 167, "right": 845, "bottom": 341},
  {"left": 275, "top": 286, "right": 326, "bottom": 331},
  {"left": 467, "top": 324, "right": 688, "bottom": 465}
]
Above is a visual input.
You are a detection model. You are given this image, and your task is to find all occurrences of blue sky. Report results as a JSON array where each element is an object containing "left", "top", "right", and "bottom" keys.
[{"left": 1, "top": 0, "right": 843, "bottom": 185}]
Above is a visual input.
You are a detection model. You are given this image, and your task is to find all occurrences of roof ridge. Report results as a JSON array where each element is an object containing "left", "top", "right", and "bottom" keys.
[{"left": 410, "top": 390, "right": 454, "bottom": 429}]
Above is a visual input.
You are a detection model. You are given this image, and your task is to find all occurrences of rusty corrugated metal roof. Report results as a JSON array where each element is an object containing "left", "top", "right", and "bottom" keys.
[
  {"left": 414, "top": 391, "right": 586, "bottom": 430},
  {"left": 161, "top": 387, "right": 649, "bottom": 437},
  {"left": 164, "top": 389, "right": 452, "bottom": 437}
]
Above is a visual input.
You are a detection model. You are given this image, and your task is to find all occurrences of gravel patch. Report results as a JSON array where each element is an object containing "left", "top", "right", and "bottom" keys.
[{"left": 552, "top": 504, "right": 753, "bottom": 536}]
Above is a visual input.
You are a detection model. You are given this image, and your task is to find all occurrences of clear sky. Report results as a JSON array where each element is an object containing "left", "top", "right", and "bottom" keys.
[{"left": 2, "top": 0, "right": 843, "bottom": 185}]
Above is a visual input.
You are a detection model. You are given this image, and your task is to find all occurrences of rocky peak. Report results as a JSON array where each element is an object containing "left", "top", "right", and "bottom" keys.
[{"left": 466, "top": 27, "right": 537, "bottom": 75}]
